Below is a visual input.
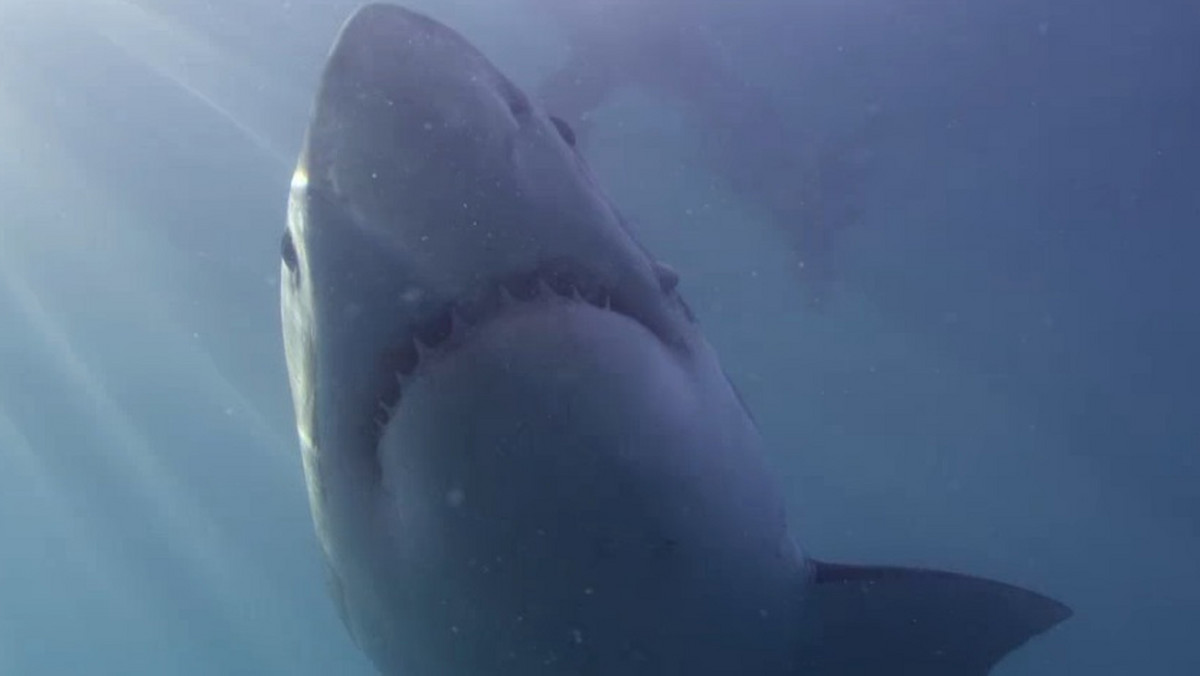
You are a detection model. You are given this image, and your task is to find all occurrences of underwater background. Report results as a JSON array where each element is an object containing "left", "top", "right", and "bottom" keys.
[{"left": 0, "top": 0, "right": 1196, "bottom": 673}]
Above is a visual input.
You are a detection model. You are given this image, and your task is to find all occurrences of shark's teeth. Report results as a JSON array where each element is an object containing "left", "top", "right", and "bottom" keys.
[{"left": 376, "top": 259, "right": 665, "bottom": 430}]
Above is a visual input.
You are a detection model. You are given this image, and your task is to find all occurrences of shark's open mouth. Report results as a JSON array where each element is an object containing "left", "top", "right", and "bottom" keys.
[{"left": 371, "top": 260, "right": 659, "bottom": 430}]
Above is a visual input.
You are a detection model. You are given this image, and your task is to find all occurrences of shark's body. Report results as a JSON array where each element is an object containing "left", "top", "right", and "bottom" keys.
[{"left": 280, "top": 5, "right": 1070, "bottom": 675}]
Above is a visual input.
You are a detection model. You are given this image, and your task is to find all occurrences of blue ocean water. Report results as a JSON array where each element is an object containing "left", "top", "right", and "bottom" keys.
[{"left": 0, "top": 0, "right": 1196, "bottom": 674}]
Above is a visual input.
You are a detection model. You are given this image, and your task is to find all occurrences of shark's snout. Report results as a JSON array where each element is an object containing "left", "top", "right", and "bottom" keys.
[
  {"left": 294, "top": 2, "right": 652, "bottom": 310},
  {"left": 323, "top": 2, "right": 531, "bottom": 125}
]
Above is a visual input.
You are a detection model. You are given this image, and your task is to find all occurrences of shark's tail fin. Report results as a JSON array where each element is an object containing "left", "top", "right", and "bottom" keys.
[{"left": 801, "top": 560, "right": 1071, "bottom": 675}]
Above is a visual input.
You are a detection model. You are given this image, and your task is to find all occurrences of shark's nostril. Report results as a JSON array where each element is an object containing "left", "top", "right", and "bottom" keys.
[{"left": 550, "top": 116, "right": 576, "bottom": 147}]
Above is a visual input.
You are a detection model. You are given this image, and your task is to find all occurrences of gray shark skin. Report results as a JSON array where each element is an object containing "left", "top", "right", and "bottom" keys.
[{"left": 280, "top": 4, "right": 1071, "bottom": 675}]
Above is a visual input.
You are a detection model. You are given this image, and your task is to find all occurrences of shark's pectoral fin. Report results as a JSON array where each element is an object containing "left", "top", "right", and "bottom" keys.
[{"left": 800, "top": 560, "right": 1071, "bottom": 675}]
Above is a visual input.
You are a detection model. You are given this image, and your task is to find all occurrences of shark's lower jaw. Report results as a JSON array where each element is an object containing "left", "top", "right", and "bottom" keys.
[{"left": 371, "top": 260, "right": 665, "bottom": 431}]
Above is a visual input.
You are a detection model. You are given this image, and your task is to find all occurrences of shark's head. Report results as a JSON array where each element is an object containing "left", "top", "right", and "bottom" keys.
[
  {"left": 282, "top": 7, "right": 791, "bottom": 669},
  {"left": 283, "top": 2, "right": 702, "bottom": 486}
]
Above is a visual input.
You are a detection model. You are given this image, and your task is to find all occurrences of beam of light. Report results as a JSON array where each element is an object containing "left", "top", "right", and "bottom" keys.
[
  {"left": 0, "top": 407, "right": 145, "bottom": 661},
  {"left": 0, "top": 6, "right": 292, "bottom": 461},
  {"left": 74, "top": 0, "right": 298, "bottom": 168},
  {"left": 0, "top": 94, "right": 311, "bottom": 671},
  {"left": 0, "top": 254, "right": 295, "bottom": 671}
]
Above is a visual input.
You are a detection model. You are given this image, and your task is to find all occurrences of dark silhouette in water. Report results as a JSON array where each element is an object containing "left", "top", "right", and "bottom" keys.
[{"left": 534, "top": 0, "right": 879, "bottom": 306}]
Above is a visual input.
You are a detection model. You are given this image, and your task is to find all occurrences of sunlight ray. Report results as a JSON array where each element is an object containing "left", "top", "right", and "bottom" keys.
[
  {"left": 0, "top": 254, "right": 302, "bottom": 671},
  {"left": 78, "top": 0, "right": 295, "bottom": 167}
]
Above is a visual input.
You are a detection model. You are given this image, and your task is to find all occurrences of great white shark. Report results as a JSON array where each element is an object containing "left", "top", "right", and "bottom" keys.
[{"left": 280, "top": 4, "right": 1071, "bottom": 675}]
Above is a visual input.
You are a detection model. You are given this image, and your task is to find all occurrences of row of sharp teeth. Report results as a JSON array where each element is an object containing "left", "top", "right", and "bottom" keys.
[
  {"left": 497, "top": 277, "right": 612, "bottom": 310},
  {"left": 412, "top": 274, "right": 616, "bottom": 350},
  {"left": 373, "top": 271, "right": 620, "bottom": 429}
]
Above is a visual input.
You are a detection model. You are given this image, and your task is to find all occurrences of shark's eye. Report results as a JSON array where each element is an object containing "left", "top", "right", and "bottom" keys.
[
  {"left": 653, "top": 261, "right": 679, "bottom": 293},
  {"left": 281, "top": 231, "right": 299, "bottom": 271},
  {"left": 550, "top": 116, "right": 576, "bottom": 147}
]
